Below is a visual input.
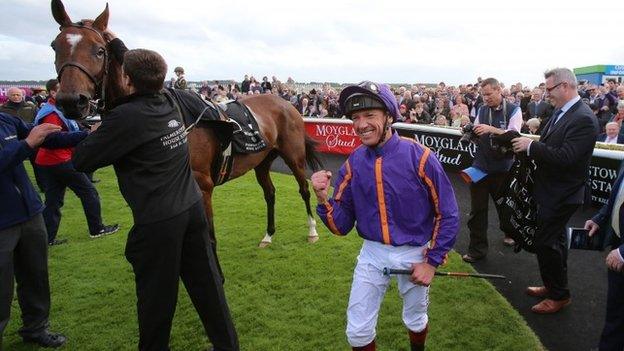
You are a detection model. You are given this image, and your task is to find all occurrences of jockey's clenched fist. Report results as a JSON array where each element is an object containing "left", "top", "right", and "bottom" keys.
[{"left": 311, "top": 170, "right": 332, "bottom": 204}]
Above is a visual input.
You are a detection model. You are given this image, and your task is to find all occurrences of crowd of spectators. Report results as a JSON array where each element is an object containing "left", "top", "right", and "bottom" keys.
[{"left": 187, "top": 74, "right": 624, "bottom": 144}]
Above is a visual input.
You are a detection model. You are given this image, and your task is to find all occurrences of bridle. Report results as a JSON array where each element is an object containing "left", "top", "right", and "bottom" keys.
[{"left": 55, "top": 22, "right": 109, "bottom": 115}]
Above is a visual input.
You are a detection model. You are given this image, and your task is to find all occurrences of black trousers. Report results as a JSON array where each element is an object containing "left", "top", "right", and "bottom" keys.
[
  {"left": 0, "top": 214, "right": 51, "bottom": 348},
  {"left": 599, "top": 268, "right": 624, "bottom": 351},
  {"left": 40, "top": 161, "right": 103, "bottom": 241},
  {"left": 534, "top": 204, "right": 578, "bottom": 301},
  {"left": 467, "top": 172, "right": 514, "bottom": 257},
  {"left": 125, "top": 201, "right": 239, "bottom": 351}
]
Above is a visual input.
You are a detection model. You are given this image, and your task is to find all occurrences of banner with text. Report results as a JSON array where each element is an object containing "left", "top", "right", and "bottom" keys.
[{"left": 304, "top": 118, "right": 361, "bottom": 155}]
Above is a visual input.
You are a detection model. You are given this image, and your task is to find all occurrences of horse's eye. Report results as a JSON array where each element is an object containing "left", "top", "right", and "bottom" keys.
[
  {"left": 96, "top": 47, "right": 106, "bottom": 58},
  {"left": 50, "top": 41, "right": 56, "bottom": 51}
]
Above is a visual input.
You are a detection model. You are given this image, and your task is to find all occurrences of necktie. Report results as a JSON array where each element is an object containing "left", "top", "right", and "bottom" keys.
[
  {"left": 553, "top": 109, "right": 563, "bottom": 124},
  {"left": 611, "top": 184, "right": 624, "bottom": 237},
  {"left": 545, "top": 109, "right": 561, "bottom": 135}
]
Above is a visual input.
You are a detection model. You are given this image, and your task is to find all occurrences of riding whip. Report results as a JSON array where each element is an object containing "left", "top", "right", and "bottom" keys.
[{"left": 383, "top": 267, "right": 506, "bottom": 280}]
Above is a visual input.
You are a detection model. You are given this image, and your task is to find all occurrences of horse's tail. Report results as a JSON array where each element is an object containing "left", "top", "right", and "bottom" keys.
[{"left": 304, "top": 135, "right": 323, "bottom": 171}]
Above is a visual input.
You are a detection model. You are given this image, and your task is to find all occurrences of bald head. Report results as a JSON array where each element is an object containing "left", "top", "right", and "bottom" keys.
[{"left": 8, "top": 87, "right": 23, "bottom": 103}]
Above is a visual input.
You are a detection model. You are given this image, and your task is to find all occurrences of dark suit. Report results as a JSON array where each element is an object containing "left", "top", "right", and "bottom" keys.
[
  {"left": 597, "top": 133, "right": 624, "bottom": 144},
  {"left": 529, "top": 98, "right": 598, "bottom": 300},
  {"left": 527, "top": 100, "right": 551, "bottom": 119},
  {"left": 591, "top": 163, "right": 624, "bottom": 351}
]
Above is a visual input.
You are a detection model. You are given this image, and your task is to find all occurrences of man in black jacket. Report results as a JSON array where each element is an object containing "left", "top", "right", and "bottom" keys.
[
  {"left": 72, "top": 38, "right": 238, "bottom": 350},
  {"left": 512, "top": 68, "right": 598, "bottom": 314}
]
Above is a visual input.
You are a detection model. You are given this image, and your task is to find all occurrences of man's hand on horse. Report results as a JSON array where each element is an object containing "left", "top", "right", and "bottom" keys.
[
  {"left": 311, "top": 170, "right": 332, "bottom": 204},
  {"left": 102, "top": 28, "right": 117, "bottom": 42},
  {"left": 90, "top": 122, "right": 102, "bottom": 133},
  {"left": 410, "top": 262, "right": 436, "bottom": 287}
]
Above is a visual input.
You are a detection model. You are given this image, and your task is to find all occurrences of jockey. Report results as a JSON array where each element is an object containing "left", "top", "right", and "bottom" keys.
[{"left": 311, "top": 81, "right": 460, "bottom": 351}]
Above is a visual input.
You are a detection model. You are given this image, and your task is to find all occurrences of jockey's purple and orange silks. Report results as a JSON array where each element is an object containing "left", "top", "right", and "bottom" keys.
[{"left": 316, "top": 133, "right": 460, "bottom": 267}]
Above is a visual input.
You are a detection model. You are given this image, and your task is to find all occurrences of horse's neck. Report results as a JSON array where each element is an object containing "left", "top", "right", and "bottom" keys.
[{"left": 104, "top": 58, "right": 123, "bottom": 110}]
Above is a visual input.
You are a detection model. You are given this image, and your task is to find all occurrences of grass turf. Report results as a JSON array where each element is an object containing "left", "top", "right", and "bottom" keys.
[{"left": 4, "top": 166, "right": 544, "bottom": 350}]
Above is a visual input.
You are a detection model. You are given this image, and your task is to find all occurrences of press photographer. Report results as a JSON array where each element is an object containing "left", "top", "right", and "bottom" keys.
[{"left": 462, "top": 77, "right": 523, "bottom": 263}]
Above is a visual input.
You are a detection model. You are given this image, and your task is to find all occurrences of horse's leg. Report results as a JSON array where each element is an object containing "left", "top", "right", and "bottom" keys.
[
  {"left": 280, "top": 154, "right": 319, "bottom": 244},
  {"left": 255, "top": 154, "right": 278, "bottom": 248}
]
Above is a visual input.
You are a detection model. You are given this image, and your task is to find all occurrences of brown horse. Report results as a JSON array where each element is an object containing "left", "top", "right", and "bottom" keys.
[{"left": 49, "top": 0, "right": 322, "bottom": 247}]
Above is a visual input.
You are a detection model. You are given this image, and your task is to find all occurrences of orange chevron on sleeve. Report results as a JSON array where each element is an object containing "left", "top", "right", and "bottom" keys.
[
  {"left": 335, "top": 160, "right": 352, "bottom": 202},
  {"left": 324, "top": 202, "right": 344, "bottom": 236},
  {"left": 418, "top": 148, "right": 442, "bottom": 250}
]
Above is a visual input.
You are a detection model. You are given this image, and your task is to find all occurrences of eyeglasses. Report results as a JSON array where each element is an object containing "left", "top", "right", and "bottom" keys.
[{"left": 545, "top": 82, "right": 565, "bottom": 93}]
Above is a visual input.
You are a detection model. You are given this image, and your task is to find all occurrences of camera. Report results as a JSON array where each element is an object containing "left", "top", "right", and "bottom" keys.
[{"left": 459, "top": 123, "right": 479, "bottom": 144}]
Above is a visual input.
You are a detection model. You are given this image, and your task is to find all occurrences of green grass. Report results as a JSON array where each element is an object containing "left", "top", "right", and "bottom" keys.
[{"left": 5, "top": 166, "right": 544, "bottom": 350}]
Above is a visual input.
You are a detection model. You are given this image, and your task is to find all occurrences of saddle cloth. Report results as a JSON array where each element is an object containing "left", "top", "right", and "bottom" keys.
[
  {"left": 218, "top": 100, "right": 267, "bottom": 154},
  {"left": 166, "top": 89, "right": 267, "bottom": 154}
]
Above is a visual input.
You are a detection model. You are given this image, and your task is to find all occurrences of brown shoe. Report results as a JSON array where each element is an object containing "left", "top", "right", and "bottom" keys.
[
  {"left": 462, "top": 254, "right": 484, "bottom": 263},
  {"left": 525, "top": 286, "right": 549, "bottom": 297},
  {"left": 503, "top": 237, "right": 516, "bottom": 247},
  {"left": 531, "top": 298, "right": 571, "bottom": 314}
]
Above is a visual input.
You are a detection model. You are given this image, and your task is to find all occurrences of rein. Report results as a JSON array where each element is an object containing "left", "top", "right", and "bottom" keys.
[{"left": 56, "top": 22, "right": 109, "bottom": 115}]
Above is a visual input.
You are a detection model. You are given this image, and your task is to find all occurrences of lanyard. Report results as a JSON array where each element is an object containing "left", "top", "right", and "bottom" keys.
[{"left": 488, "top": 101, "right": 507, "bottom": 128}]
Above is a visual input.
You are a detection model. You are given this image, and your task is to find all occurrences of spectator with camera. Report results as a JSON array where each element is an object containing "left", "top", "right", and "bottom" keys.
[
  {"left": 462, "top": 77, "right": 522, "bottom": 263},
  {"left": 450, "top": 94, "right": 469, "bottom": 127},
  {"left": 407, "top": 102, "right": 432, "bottom": 124}
]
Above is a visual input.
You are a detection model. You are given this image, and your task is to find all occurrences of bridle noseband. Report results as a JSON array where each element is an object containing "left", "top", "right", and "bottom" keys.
[{"left": 55, "top": 22, "right": 109, "bottom": 115}]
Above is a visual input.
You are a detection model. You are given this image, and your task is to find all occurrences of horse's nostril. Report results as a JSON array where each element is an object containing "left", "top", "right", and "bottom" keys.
[{"left": 77, "top": 94, "right": 90, "bottom": 108}]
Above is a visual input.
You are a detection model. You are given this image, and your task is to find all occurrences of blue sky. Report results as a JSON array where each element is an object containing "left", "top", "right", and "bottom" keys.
[{"left": 1, "top": 0, "right": 623, "bottom": 86}]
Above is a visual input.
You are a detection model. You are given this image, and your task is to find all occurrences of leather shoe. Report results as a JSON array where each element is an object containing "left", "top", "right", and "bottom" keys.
[
  {"left": 23, "top": 330, "right": 67, "bottom": 348},
  {"left": 525, "top": 286, "right": 549, "bottom": 297},
  {"left": 461, "top": 254, "right": 484, "bottom": 263},
  {"left": 531, "top": 298, "right": 571, "bottom": 314}
]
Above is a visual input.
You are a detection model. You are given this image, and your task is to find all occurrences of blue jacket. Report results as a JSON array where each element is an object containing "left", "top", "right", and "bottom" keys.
[
  {"left": 0, "top": 112, "right": 87, "bottom": 230},
  {"left": 316, "top": 133, "right": 460, "bottom": 267}
]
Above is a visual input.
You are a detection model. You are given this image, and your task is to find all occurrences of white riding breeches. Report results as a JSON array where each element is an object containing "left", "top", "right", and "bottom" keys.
[{"left": 346, "top": 240, "right": 429, "bottom": 347}]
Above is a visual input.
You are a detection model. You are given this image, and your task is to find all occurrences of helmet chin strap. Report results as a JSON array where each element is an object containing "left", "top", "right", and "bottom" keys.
[{"left": 372, "top": 114, "right": 392, "bottom": 149}]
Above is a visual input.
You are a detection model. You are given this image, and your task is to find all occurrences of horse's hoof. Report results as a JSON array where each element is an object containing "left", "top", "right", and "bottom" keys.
[
  {"left": 308, "top": 235, "right": 319, "bottom": 244},
  {"left": 258, "top": 240, "right": 271, "bottom": 248}
]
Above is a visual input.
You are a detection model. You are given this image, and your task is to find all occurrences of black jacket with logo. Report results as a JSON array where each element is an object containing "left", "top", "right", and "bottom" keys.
[{"left": 73, "top": 92, "right": 201, "bottom": 224}]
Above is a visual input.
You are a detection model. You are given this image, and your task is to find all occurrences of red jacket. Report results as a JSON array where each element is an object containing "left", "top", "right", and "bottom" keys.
[{"left": 35, "top": 99, "right": 75, "bottom": 166}]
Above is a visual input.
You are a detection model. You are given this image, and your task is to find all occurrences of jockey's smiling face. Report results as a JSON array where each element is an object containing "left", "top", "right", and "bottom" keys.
[{"left": 351, "top": 108, "right": 392, "bottom": 147}]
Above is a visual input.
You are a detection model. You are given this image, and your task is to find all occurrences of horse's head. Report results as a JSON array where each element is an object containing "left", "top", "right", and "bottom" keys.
[{"left": 50, "top": 0, "right": 109, "bottom": 119}]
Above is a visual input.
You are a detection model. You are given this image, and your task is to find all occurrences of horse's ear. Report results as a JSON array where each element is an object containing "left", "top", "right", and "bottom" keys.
[
  {"left": 51, "top": 0, "right": 72, "bottom": 27},
  {"left": 92, "top": 3, "right": 109, "bottom": 31}
]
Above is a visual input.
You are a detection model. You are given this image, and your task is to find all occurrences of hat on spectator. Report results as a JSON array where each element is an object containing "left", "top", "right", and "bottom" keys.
[{"left": 338, "top": 81, "right": 400, "bottom": 121}]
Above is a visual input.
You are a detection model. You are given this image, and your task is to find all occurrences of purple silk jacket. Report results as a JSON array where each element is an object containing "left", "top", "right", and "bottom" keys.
[{"left": 316, "top": 133, "right": 459, "bottom": 267}]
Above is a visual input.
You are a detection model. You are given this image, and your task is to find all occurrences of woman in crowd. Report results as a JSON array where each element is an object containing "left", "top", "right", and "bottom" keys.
[{"left": 450, "top": 94, "right": 469, "bottom": 127}]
